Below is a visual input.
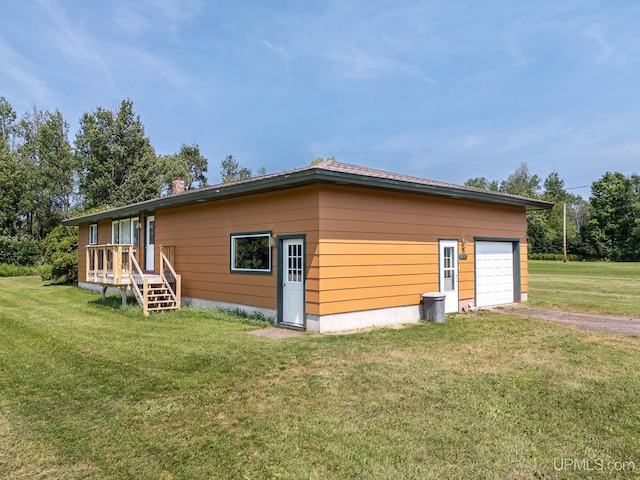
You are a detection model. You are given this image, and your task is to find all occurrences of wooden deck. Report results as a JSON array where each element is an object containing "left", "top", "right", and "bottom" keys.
[{"left": 85, "top": 244, "right": 180, "bottom": 315}]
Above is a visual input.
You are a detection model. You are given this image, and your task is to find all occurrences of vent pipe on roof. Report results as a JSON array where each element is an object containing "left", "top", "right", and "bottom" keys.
[{"left": 172, "top": 178, "right": 185, "bottom": 195}]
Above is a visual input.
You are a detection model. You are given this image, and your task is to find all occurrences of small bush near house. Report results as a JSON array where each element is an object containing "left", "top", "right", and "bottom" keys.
[{"left": 40, "top": 225, "right": 78, "bottom": 283}]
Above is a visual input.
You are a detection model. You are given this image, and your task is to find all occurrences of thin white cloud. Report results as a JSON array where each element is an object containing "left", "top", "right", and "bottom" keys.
[
  {"left": 274, "top": 1, "right": 443, "bottom": 82},
  {"left": 114, "top": 0, "right": 202, "bottom": 36},
  {"left": 37, "top": 0, "right": 114, "bottom": 84},
  {"left": 262, "top": 40, "right": 291, "bottom": 62},
  {"left": 581, "top": 24, "right": 613, "bottom": 63},
  {"left": 108, "top": 45, "right": 200, "bottom": 99},
  {"left": 0, "top": 36, "right": 53, "bottom": 103}
]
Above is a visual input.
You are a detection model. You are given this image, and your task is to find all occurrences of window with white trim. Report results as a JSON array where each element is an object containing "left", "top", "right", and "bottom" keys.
[
  {"left": 111, "top": 218, "right": 139, "bottom": 245},
  {"left": 89, "top": 224, "right": 98, "bottom": 245},
  {"left": 231, "top": 232, "right": 272, "bottom": 273}
]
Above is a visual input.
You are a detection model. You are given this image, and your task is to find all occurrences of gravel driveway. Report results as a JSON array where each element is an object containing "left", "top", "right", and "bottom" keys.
[{"left": 495, "top": 305, "right": 640, "bottom": 336}]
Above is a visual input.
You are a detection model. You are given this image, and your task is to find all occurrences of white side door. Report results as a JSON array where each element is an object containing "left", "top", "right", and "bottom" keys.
[
  {"left": 145, "top": 216, "right": 155, "bottom": 271},
  {"left": 282, "top": 238, "right": 304, "bottom": 326},
  {"left": 439, "top": 240, "right": 459, "bottom": 313}
]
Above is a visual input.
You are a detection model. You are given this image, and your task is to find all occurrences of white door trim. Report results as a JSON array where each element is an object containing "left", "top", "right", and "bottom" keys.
[
  {"left": 439, "top": 239, "right": 459, "bottom": 313},
  {"left": 280, "top": 237, "right": 305, "bottom": 327},
  {"left": 475, "top": 240, "right": 516, "bottom": 307},
  {"left": 145, "top": 215, "right": 155, "bottom": 271}
]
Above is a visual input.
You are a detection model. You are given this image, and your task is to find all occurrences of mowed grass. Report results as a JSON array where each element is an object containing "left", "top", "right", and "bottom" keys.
[
  {"left": 529, "top": 260, "right": 640, "bottom": 317},
  {"left": 1, "top": 277, "right": 640, "bottom": 479}
]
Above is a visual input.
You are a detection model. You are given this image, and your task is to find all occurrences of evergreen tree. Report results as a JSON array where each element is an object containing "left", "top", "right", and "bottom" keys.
[{"left": 220, "top": 155, "right": 252, "bottom": 183}]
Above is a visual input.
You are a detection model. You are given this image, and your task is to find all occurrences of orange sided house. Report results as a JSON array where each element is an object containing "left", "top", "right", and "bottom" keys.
[{"left": 63, "top": 160, "right": 552, "bottom": 333}]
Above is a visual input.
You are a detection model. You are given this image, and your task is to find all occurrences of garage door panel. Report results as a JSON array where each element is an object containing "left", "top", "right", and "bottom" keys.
[{"left": 476, "top": 241, "right": 515, "bottom": 307}]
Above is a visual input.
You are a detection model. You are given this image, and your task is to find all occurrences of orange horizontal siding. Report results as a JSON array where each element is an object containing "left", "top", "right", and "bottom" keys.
[
  {"left": 319, "top": 294, "right": 425, "bottom": 316},
  {"left": 156, "top": 186, "right": 320, "bottom": 310},
  {"left": 520, "top": 242, "right": 529, "bottom": 294},
  {"left": 314, "top": 185, "right": 527, "bottom": 316},
  {"left": 317, "top": 240, "right": 438, "bottom": 256}
]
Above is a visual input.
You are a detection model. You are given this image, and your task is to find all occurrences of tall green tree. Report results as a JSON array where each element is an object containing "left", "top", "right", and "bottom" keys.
[
  {"left": 582, "top": 171, "right": 640, "bottom": 261},
  {"left": 160, "top": 143, "right": 208, "bottom": 194},
  {"left": 499, "top": 162, "right": 540, "bottom": 198},
  {"left": 0, "top": 98, "right": 27, "bottom": 236},
  {"left": 0, "top": 97, "right": 17, "bottom": 150},
  {"left": 220, "top": 155, "right": 252, "bottom": 183},
  {"left": 75, "top": 99, "right": 161, "bottom": 209},
  {"left": 17, "top": 107, "right": 76, "bottom": 239}
]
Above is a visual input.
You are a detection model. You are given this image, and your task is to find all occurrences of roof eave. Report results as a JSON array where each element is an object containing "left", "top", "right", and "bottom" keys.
[
  {"left": 312, "top": 169, "right": 554, "bottom": 210},
  {"left": 62, "top": 167, "right": 552, "bottom": 226},
  {"left": 62, "top": 170, "right": 320, "bottom": 226}
]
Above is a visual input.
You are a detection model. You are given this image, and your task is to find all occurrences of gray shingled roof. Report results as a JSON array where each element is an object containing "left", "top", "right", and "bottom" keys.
[{"left": 63, "top": 160, "right": 553, "bottom": 225}]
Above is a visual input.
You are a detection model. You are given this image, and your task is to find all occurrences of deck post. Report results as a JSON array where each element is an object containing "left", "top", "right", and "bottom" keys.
[
  {"left": 176, "top": 274, "right": 181, "bottom": 309},
  {"left": 101, "top": 285, "right": 107, "bottom": 302},
  {"left": 120, "top": 286, "right": 127, "bottom": 307},
  {"left": 143, "top": 277, "right": 149, "bottom": 316},
  {"left": 101, "top": 248, "right": 107, "bottom": 282}
]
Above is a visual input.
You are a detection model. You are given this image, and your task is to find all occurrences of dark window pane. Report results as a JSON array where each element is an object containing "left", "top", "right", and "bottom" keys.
[{"left": 233, "top": 235, "right": 270, "bottom": 271}]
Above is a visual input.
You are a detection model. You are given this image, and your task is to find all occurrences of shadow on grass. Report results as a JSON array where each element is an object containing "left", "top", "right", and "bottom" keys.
[
  {"left": 42, "top": 280, "right": 77, "bottom": 287},
  {"left": 88, "top": 295, "right": 137, "bottom": 310}
]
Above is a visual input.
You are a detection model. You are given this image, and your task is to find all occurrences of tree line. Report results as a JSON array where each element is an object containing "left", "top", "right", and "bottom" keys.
[
  {"left": 466, "top": 163, "right": 640, "bottom": 261},
  {"left": 1, "top": 97, "right": 209, "bottom": 239},
  {"left": 0, "top": 97, "right": 210, "bottom": 277},
  {"left": 0, "top": 97, "right": 272, "bottom": 279},
  {"left": 2, "top": 94, "right": 640, "bottom": 279}
]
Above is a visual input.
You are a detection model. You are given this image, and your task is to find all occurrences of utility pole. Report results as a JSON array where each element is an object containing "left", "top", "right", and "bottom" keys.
[{"left": 563, "top": 202, "right": 567, "bottom": 263}]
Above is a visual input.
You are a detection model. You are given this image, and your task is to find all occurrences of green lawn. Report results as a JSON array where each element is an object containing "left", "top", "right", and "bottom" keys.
[
  {"left": 1, "top": 276, "right": 639, "bottom": 479},
  {"left": 529, "top": 260, "right": 640, "bottom": 317}
]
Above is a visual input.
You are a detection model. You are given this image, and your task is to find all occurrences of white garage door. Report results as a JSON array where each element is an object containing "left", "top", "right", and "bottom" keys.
[{"left": 476, "top": 241, "right": 515, "bottom": 307}]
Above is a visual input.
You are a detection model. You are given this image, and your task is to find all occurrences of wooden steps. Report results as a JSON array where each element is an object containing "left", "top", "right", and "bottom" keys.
[
  {"left": 129, "top": 252, "right": 181, "bottom": 316},
  {"left": 143, "top": 280, "right": 179, "bottom": 314}
]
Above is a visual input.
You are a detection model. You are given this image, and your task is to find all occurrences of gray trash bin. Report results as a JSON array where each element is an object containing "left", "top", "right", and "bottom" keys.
[{"left": 421, "top": 292, "right": 446, "bottom": 323}]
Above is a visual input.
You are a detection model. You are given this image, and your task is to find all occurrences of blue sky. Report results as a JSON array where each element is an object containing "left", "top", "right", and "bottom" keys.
[{"left": 2, "top": 1, "right": 640, "bottom": 193}]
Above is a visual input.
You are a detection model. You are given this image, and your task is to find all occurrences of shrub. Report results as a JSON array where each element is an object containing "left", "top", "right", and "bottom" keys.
[
  {"left": 0, "top": 235, "right": 41, "bottom": 266},
  {"left": 41, "top": 225, "right": 78, "bottom": 283},
  {"left": 14, "top": 236, "right": 42, "bottom": 265},
  {"left": 0, "top": 263, "right": 39, "bottom": 277},
  {"left": 529, "top": 253, "right": 581, "bottom": 261}
]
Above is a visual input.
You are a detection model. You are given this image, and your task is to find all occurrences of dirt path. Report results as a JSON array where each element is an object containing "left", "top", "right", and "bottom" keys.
[{"left": 493, "top": 305, "right": 640, "bottom": 336}]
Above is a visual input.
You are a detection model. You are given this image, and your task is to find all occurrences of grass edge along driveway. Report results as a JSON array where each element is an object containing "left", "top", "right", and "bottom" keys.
[{"left": 1, "top": 275, "right": 639, "bottom": 479}]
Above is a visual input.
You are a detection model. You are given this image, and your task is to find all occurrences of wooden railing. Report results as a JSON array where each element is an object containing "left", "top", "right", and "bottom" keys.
[
  {"left": 160, "top": 245, "right": 175, "bottom": 267},
  {"left": 86, "top": 244, "right": 135, "bottom": 285},
  {"left": 129, "top": 254, "right": 147, "bottom": 314},
  {"left": 160, "top": 250, "right": 181, "bottom": 309}
]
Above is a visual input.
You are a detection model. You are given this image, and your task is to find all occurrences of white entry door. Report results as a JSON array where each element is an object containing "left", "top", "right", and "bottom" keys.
[
  {"left": 439, "top": 240, "right": 459, "bottom": 313},
  {"left": 145, "top": 216, "right": 155, "bottom": 271},
  {"left": 282, "top": 238, "right": 304, "bottom": 326}
]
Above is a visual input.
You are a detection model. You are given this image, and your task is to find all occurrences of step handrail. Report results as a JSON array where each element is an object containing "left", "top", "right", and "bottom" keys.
[
  {"left": 129, "top": 254, "right": 149, "bottom": 315},
  {"left": 160, "top": 251, "right": 181, "bottom": 309}
]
